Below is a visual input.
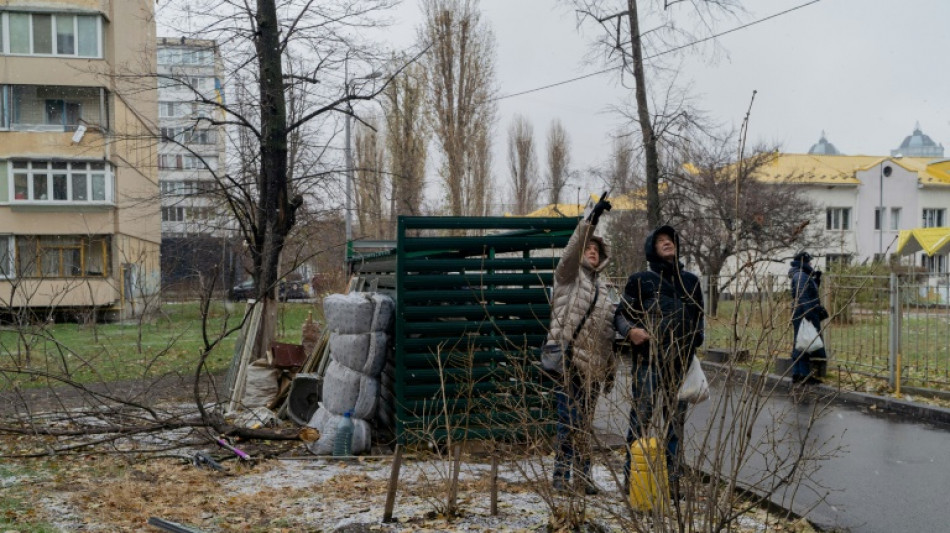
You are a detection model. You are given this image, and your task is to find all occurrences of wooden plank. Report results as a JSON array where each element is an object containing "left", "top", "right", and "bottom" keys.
[{"left": 382, "top": 444, "right": 403, "bottom": 523}]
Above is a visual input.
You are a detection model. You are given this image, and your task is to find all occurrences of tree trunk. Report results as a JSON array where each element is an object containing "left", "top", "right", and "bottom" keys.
[
  {"left": 253, "top": 0, "right": 293, "bottom": 358},
  {"left": 626, "top": 0, "right": 661, "bottom": 229}
]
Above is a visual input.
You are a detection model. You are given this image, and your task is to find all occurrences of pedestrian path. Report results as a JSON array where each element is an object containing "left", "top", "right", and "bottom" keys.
[{"left": 594, "top": 361, "right": 950, "bottom": 533}]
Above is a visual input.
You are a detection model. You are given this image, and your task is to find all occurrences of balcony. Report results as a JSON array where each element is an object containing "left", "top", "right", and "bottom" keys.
[{"left": 1, "top": 85, "right": 108, "bottom": 132}]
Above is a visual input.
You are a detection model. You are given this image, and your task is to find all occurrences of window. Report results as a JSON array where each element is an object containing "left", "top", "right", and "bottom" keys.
[
  {"left": 15, "top": 235, "right": 110, "bottom": 278},
  {"left": 922, "top": 208, "right": 945, "bottom": 228},
  {"left": 0, "top": 236, "right": 13, "bottom": 278},
  {"left": 874, "top": 207, "right": 884, "bottom": 231},
  {"left": 890, "top": 208, "right": 901, "bottom": 231},
  {"left": 922, "top": 254, "right": 948, "bottom": 274},
  {"left": 9, "top": 160, "right": 112, "bottom": 203},
  {"left": 160, "top": 127, "right": 216, "bottom": 145},
  {"left": 157, "top": 47, "right": 214, "bottom": 66},
  {"left": 1, "top": 13, "right": 101, "bottom": 57},
  {"left": 158, "top": 155, "right": 217, "bottom": 171},
  {"left": 826, "top": 207, "right": 851, "bottom": 230},
  {"left": 826, "top": 254, "right": 851, "bottom": 268},
  {"left": 6, "top": 85, "right": 107, "bottom": 131},
  {"left": 162, "top": 206, "right": 184, "bottom": 222}
]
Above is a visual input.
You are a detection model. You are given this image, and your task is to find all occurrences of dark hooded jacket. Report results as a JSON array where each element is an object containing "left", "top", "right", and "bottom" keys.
[
  {"left": 614, "top": 226, "right": 705, "bottom": 374},
  {"left": 789, "top": 257, "right": 823, "bottom": 323}
]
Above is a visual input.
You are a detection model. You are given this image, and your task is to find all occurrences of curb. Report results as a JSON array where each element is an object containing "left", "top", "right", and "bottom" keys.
[{"left": 700, "top": 360, "right": 950, "bottom": 427}]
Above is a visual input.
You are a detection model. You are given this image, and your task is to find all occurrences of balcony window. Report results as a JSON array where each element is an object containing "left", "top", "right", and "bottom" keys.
[
  {"left": 1, "top": 12, "right": 101, "bottom": 58},
  {"left": 3, "top": 85, "right": 107, "bottom": 131},
  {"left": 0, "top": 236, "right": 13, "bottom": 278},
  {"left": 9, "top": 160, "right": 113, "bottom": 203},
  {"left": 16, "top": 235, "right": 110, "bottom": 278}
]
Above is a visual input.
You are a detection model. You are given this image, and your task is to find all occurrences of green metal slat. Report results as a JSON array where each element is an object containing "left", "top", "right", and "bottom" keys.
[
  {"left": 404, "top": 257, "right": 560, "bottom": 272},
  {"left": 403, "top": 303, "right": 550, "bottom": 320},
  {"left": 401, "top": 289, "right": 549, "bottom": 304},
  {"left": 402, "top": 377, "right": 552, "bottom": 397},
  {"left": 401, "top": 334, "right": 546, "bottom": 351},
  {"left": 401, "top": 273, "right": 553, "bottom": 288},
  {"left": 402, "top": 235, "right": 568, "bottom": 253},
  {"left": 402, "top": 349, "right": 536, "bottom": 368},
  {"left": 402, "top": 319, "right": 547, "bottom": 336},
  {"left": 401, "top": 215, "right": 580, "bottom": 231}
]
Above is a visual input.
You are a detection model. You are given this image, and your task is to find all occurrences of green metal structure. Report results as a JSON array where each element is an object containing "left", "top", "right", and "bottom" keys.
[{"left": 348, "top": 216, "right": 579, "bottom": 444}]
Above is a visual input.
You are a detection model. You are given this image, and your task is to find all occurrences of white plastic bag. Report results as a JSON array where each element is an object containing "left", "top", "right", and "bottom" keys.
[
  {"left": 677, "top": 355, "right": 709, "bottom": 404},
  {"left": 795, "top": 320, "right": 824, "bottom": 353}
]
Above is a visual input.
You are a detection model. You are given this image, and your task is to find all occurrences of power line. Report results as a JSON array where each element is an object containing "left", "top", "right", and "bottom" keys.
[{"left": 492, "top": 0, "right": 822, "bottom": 102}]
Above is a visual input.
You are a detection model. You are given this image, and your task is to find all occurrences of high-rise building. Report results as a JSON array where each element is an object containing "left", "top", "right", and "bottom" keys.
[
  {"left": 155, "top": 37, "right": 233, "bottom": 292},
  {"left": 0, "top": 1, "right": 161, "bottom": 319}
]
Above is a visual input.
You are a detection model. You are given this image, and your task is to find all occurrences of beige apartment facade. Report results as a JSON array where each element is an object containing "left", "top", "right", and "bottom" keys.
[{"left": 0, "top": 0, "right": 160, "bottom": 318}]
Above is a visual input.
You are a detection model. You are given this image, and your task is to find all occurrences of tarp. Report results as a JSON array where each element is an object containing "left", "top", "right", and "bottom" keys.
[{"left": 896, "top": 227, "right": 950, "bottom": 256}]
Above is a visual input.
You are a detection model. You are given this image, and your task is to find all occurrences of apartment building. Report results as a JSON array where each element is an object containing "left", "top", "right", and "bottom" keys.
[
  {"left": 0, "top": 1, "right": 160, "bottom": 319},
  {"left": 155, "top": 37, "right": 234, "bottom": 290}
]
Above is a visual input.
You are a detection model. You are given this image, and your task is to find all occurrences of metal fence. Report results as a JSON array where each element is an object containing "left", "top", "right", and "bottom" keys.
[{"left": 611, "top": 272, "right": 950, "bottom": 394}]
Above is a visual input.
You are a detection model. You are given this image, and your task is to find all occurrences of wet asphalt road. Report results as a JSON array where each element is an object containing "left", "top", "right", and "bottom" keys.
[{"left": 595, "top": 362, "right": 950, "bottom": 533}]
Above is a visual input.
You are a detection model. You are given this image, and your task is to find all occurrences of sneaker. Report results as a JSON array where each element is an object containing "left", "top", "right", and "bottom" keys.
[
  {"left": 791, "top": 374, "right": 806, "bottom": 384},
  {"left": 804, "top": 375, "right": 823, "bottom": 385}
]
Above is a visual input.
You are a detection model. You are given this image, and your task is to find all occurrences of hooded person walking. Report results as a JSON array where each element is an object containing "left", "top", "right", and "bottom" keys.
[
  {"left": 789, "top": 251, "right": 829, "bottom": 383},
  {"left": 544, "top": 195, "right": 617, "bottom": 494}
]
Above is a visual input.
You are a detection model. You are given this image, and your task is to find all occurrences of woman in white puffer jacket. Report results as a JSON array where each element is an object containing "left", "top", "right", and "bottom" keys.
[{"left": 544, "top": 197, "right": 617, "bottom": 494}]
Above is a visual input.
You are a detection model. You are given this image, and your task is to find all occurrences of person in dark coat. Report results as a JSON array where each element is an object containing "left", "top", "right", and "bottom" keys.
[
  {"left": 614, "top": 225, "right": 704, "bottom": 490},
  {"left": 544, "top": 196, "right": 617, "bottom": 494},
  {"left": 789, "top": 251, "right": 828, "bottom": 384}
]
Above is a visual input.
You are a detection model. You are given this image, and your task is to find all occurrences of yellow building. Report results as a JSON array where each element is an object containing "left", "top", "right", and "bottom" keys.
[{"left": 0, "top": 1, "right": 160, "bottom": 319}]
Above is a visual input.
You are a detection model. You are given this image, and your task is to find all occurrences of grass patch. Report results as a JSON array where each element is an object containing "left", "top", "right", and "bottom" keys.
[
  {"left": 0, "top": 300, "right": 320, "bottom": 391},
  {"left": 0, "top": 464, "right": 59, "bottom": 532}
]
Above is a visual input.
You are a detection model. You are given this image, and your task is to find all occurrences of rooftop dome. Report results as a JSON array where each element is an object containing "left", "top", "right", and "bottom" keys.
[
  {"left": 892, "top": 122, "right": 944, "bottom": 157},
  {"left": 808, "top": 131, "right": 842, "bottom": 155}
]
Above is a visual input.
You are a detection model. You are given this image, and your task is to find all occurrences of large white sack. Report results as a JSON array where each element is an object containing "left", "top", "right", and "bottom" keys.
[
  {"left": 306, "top": 406, "right": 371, "bottom": 455},
  {"left": 323, "top": 293, "right": 395, "bottom": 334},
  {"left": 321, "top": 360, "right": 380, "bottom": 420},
  {"left": 241, "top": 365, "right": 280, "bottom": 408},
  {"left": 330, "top": 331, "right": 389, "bottom": 377}
]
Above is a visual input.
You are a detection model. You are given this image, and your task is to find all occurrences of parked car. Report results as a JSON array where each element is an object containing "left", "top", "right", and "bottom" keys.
[{"left": 228, "top": 279, "right": 309, "bottom": 301}]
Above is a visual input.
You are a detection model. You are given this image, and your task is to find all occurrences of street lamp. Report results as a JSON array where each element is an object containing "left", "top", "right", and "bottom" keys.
[{"left": 344, "top": 71, "right": 383, "bottom": 245}]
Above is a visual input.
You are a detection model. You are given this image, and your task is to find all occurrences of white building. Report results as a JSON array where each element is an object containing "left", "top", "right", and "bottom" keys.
[
  {"left": 155, "top": 37, "right": 233, "bottom": 288},
  {"left": 756, "top": 127, "right": 950, "bottom": 273}
]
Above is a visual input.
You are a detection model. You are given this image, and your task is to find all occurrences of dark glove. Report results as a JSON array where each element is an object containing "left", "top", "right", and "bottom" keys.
[
  {"left": 587, "top": 198, "right": 612, "bottom": 225},
  {"left": 813, "top": 270, "right": 822, "bottom": 285}
]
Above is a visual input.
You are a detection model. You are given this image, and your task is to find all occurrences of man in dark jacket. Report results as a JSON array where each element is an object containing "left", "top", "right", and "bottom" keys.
[
  {"left": 789, "top": 251, "right": 828, "bottom": 384},
  {"left": 614, "top": 225, "right": 704, "bottom": 489}
]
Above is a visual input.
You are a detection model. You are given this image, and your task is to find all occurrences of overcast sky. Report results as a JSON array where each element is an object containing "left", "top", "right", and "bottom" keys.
[
  {"left": 157, "top": 1, "right": 950, "bottom": 209},
  {"left": 381, "top": 0, "right": 950, "bottom": 200}
]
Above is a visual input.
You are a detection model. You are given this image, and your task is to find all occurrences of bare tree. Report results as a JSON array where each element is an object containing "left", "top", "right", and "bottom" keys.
[
  {"left": 354, "top": 117, "right": 388, "bottom": 239},
  {"left": 606, "top": 132, "right": 637, "bottom": 193},
  {"left": 154, "top": 0, "right": 400, "bottom": 357},
  {"left": 422, "top": 0, "right": 498, "bottom": 217},
  {"left": 383, "top": 59, "right": 429, "bottom": 224},
  {"left": 572, "top": 0, "right": 743, "bottom": 228},
  {"left": 665, "top": 136, "right": 825, "bottom": 313},
  {"left": 544, "top": 119, "right": 571, "bottom": 206},
  {"left": 507, "top": 115, "right": 539, "bottom": 215}
]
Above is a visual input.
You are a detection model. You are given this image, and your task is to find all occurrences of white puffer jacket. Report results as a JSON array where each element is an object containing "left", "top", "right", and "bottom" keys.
[{"left": 545, "top": 220, "right": 616, "bottom": 383}]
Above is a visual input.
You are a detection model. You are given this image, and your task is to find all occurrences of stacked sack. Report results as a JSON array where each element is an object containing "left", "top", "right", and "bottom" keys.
[{"left": 307, "top": 292, "right": 394, "bottom": 455}]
